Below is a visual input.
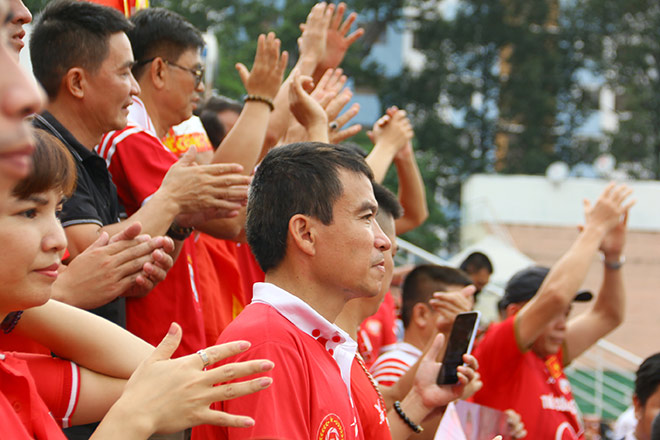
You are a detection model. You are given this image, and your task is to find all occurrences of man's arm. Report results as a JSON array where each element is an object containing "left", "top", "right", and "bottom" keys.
[
  {"left": 366, "top": 107, "right": 413, "bottom": 183},
  {"left": 393, "top": 142, "right": 428, "bottom": 235},
  {"left": 563, "top": 212, "right": 629, "bottom": 364},
  {"left": 515, "top": 183, "right": 634, "bottom": 351}
]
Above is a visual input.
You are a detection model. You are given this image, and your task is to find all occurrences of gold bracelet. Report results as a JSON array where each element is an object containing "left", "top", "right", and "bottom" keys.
[{"left": 243, "top": 94, "right": 274, "bottom": 111}]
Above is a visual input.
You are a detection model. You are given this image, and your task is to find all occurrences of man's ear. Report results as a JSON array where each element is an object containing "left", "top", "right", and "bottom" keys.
[
  {"left": 288, "top": 214, "right": 316, "bottom": 257},
  {"left": 506, "top": 303, "right": 522, "bottom": 318},
  {"left": 412, "top": 303, "right": 431, "bottom": 329},
  {"left": 150, "top": 57, "right": 167, "bottom": 90},
  {"left": 64, "top": 67, "right": 86, "bottom": 99},
  {"left": 633, "top": 395, "right": 643, "bottom": 421}
]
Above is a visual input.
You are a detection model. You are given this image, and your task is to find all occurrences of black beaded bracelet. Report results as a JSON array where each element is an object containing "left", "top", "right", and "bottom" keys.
[
  {"left": 393, "top": 400, "right": 424, "bottom": 434},
  {"left": 243, "top": 94, "right": 275, "bottom": 111},
  {"left": 1, "top": 311, "right": 23, "bottom": 334}
]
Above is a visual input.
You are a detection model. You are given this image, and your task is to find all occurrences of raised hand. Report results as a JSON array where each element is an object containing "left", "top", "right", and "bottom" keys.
[
  {"left": 297, "top": 2, "right": 335, "bottom": 67},
  {"left": 95, "top": 323, "right": 274, "bottom": 437},
  {"left": 236, "top": 32, "right": 289, "bottom": 101},
  {"left": 160, "top": 147, "right": 251, "bottom": 223},
  {"left": 309, "top": 2, "right": 365, "bottom": 77}
]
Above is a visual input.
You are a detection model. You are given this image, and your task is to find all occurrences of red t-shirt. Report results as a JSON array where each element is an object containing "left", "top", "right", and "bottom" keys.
[
  {"left": 194, "top": 234, "right": 246, "bottom": 345},
  {"left": 358, "top": 291, "right": 397, "bottom": 368},
  {"left": 471, "top": 316, "right": 584, "bottom": 439},
  {"left": 351, "top": 357, "right": 391, "bottom": 440},
  {"left": 98, "top": 123, "right": 205, "bottom": 357},
  {"left": 193, "top": 301, "right": 361, "bottom": 440},
  {"left": 0, "top": 352, "right": 80, "bottom": 439}
]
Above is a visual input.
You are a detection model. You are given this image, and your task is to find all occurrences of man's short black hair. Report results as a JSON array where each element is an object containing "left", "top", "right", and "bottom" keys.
[
  {"left": 401, "top": 265, "right": 472, "bottom": 328},
  {"left": 200, "top": 95, "right": 243, "bottom": 116},
  {"left": 246, "top": 142, "right": 374, "bottom": 273},
  {"left": 30, "top": 0, "right": 133, "bottom": 99},
  {"left": 460, "top": 251, "right": 493, "bottom": 274},
  {"left": 373, "top": 183, "right": 403, "bottom": 221},
  {"left": 199, "top": 110, "right": 226, "bottom": 150},
  {"left": 635, "top": 352, "right": 660, "bottom": 407},
  {"left": 128, "top": 8, "right": 204, "bottom": 79}
]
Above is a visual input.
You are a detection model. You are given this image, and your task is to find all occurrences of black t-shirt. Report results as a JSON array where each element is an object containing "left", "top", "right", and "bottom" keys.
[{"left": 32, "top": 112, "right": 126, "bottom": 328}]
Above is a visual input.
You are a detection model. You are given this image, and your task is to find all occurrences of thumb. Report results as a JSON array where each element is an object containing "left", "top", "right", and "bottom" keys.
[
  {"left": 462, "top": 285, "right": 477, "bottom": 299},
  {"left": 235, "top": 63, "right": 249, "bottom": 88},
  {"left": 178, "top": 146, "right": 197, "bottom": 166},
  {"left": 425, "top": 333, "right": 446, "bottom": 362},
  {"left": 151, "top": 322, "right": 183, "bottom": 362},
  {"left": 88, "top": 230, "right": 111, "bottom": 248},
  {"left": 109, "top": 222, "right": 142, "bottom": 244}
]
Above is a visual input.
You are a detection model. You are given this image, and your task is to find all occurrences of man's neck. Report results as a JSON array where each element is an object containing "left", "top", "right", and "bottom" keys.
[
  {"left": 137, "top": 89, "right": 172, "bottom": 139},
  {"left": 403, "top": 328, "right": 428, "bottom": 352},
  {"left": 46, "top": 102, "right": 100, "bottom": 150},
  {"left": 335, "top": 301, "right": 363, "bottom": 340},
  {"left": 265, "top": 270, "right": 348, "bottom": 324}
]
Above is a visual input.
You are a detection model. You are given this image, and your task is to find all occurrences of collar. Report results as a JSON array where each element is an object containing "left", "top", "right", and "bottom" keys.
[
  {"left": 127, "top": 96, "right": 157, "bottom": 137},
  {"left": 33, "top": 111, "right": 95, "bottom": 163},
  {"left": 252, "top": 282, "right": 357, "bottom": 394}
]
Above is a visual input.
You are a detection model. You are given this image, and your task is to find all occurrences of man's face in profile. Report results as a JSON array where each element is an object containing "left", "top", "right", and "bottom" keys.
[
  {"left": 311, "top": 169, "right": 391, "bottom": 300},
  {"left": 8, "top": 0, "right": 31, "bottom": 54}
]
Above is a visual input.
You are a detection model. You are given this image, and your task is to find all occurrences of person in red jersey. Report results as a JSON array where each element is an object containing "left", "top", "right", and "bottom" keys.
[
  {"left": 471, "top": 183, "right": 634, "bottom": 439},
  {"left": 336, "top": 183, "right": 480, "bottom": 440}
]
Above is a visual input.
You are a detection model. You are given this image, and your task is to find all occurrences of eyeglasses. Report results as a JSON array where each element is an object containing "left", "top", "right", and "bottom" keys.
[{"left": 137, "top": 57, "right": 205, "bottom": 87}]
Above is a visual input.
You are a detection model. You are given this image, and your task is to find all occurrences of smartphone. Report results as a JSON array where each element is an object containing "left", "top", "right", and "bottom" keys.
[{"left": 436, "top": 311, "right": 481, "bottom": 385}]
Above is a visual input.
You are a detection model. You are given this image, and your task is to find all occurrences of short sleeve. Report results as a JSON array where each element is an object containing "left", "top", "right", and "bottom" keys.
[
  {"left": 471, "top": 316, "right": 523, "bottom": 389},
  {"left": 102, "top": 129, "right": 177, "bottom": 216},
  {"left": 59, "top": 161, "right": 104, "bottom": 228},
  {"left": 15, "top": 353, "right": 80, "bottom": 429}
]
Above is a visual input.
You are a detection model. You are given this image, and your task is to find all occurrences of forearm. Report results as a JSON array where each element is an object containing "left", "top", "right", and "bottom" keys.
[
  {"left": 366, "top": 141, "right": 398, "bottom": 183},
  {"left": 393, "top": 153, "right": 428, "bottom": 234},
  {"left": 213, "top": 101, "right": 271, "bottom": 173},
  {"left": 91, "top": 401, "right": 154, "bottom": 440},
  {"left": 15, "top": 300, "right": 154, "bottom": 378},
  {"left": 593, "top": 262, "right": 626, "bottom": 327},
  {"left": 387, "top": 391, "right": 437, "bottom": 440},
  {"left": 102, "top": 192, "right": 179, "bottom": 240},
  {"left": 195, "top": 210, "right": 245, "bottom": 240},
  {"left": 264, "top": 57, "right": 318, "bottom": 150}
]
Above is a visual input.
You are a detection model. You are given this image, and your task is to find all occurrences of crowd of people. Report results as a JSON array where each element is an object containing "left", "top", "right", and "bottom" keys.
[{"left": 0, "top": 0, "right": 658, "bottom": 439}]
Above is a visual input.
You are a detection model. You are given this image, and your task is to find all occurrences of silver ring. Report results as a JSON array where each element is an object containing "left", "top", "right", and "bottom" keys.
[
  {"left": 329, "top": 121, "right": 339, "bottom": 131},
  {"left": 196, "top": 349, "right": 210, "bottom": 368}
]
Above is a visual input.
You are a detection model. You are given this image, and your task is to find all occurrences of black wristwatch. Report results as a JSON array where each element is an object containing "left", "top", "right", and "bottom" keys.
[{"left": 167, "top": 221, "right": 194, "bottom": 240}]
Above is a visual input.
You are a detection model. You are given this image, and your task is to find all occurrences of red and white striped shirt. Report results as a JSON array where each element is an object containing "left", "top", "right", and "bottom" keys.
[{"left": 369, "top": 341, "right": 422, "bottom": 387}]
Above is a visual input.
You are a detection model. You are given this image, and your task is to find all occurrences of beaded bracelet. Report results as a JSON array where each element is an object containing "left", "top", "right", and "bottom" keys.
[
  {"left": 1, "top": 311, "right": 23, "bottom": 334},
  {"left": 243, "top": 94, "right": 275, "bottom": 111},
  {"left": 393, "top": 400, "right": 424, "bottom": 434}
]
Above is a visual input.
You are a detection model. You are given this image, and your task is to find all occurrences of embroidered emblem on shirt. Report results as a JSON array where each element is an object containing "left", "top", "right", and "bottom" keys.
[
  {"left": 317, "top": 413, "right": 345, "bottom": 440},
  {"left": 545, "top": 354, "right": 562, "bottom": 380}
]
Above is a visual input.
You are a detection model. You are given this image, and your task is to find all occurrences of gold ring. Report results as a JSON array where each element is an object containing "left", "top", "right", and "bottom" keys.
[{"left": 196, "top": 349, "right": 210, "bottom": 368}]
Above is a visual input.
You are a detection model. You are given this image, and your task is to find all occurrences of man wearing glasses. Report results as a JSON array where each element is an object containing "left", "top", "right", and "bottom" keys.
[{"left": 97, "top": 6, "right": 286, "bottom": 354}]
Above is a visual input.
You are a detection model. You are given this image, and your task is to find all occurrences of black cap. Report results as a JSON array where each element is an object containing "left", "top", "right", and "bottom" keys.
[{"left": 500, "top": 266, "right": 593, "bottom": 309}]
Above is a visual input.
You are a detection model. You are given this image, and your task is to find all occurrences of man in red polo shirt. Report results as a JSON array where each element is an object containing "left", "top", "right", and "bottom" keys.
[
  {"left": 97, "top": 8, "right": 286, "bottom": 355},
  {"left": 471, "top": 183, "right": 634, "bottom": 439}
]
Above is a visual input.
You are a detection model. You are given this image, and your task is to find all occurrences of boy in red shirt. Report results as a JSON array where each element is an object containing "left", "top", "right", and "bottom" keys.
[{"left": 472, "top": 183, "right": 634, "bottom": 439}]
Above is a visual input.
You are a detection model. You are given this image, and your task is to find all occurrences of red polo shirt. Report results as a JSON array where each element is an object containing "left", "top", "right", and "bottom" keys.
[
  {"left": 97, "top": 98, "right": 205, "bottom": 357},
  {"left": 0, "top": 352, "right": 80, "bottom": 439},
  {"left": 351, "top": 356, "right": 391, "bottom": 440},
  {"left": 193, "top": 283, "right": 363, "bottom": 440}
]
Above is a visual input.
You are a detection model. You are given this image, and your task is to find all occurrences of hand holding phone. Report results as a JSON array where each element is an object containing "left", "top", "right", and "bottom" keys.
[{"left": 436, "top": 311, "right": 481, "bottom": 385}]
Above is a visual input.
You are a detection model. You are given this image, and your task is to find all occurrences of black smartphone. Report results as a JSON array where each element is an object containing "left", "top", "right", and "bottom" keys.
[{"left": 436, "top": 311, "right": 481, "bottom": 385}]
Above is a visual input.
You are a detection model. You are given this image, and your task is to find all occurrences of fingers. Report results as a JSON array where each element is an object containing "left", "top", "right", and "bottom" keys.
[
  {"left": 330, "top": 2, "right": 346, "bottom": 31},
  {"left": 329, "top": 123, "right": 362, "bottom": 144},
  {"left": 197, "top": 340, "right": 252, "bottom": 367},
  {"left": 108, "top": 222, "right": 142, "bottom": 243},
  {"left": 461, "top": 285, "right": 477, "bottom": 299},
  {"left": 151, "top": 323, "right": 183, "bottom": 362},
  {"left": 178, "top": 146, "right": 198, "bottom": 166},
  {"left": 333, "top": 102, "right": 359, "bottom": 128},
  {"left": 200, "top": 409, "right": 256, "bottom": 429},
  {"left": 206, "top": 359, "right": 274, "bottom": 386}
]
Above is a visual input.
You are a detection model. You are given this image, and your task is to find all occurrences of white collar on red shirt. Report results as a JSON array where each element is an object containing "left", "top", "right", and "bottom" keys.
[
  {"left": 252, "top": 282, "right": 357, "bottom": 394},
  {"left": 127, "top": 96, "right": 157, "bottom": 137}
]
